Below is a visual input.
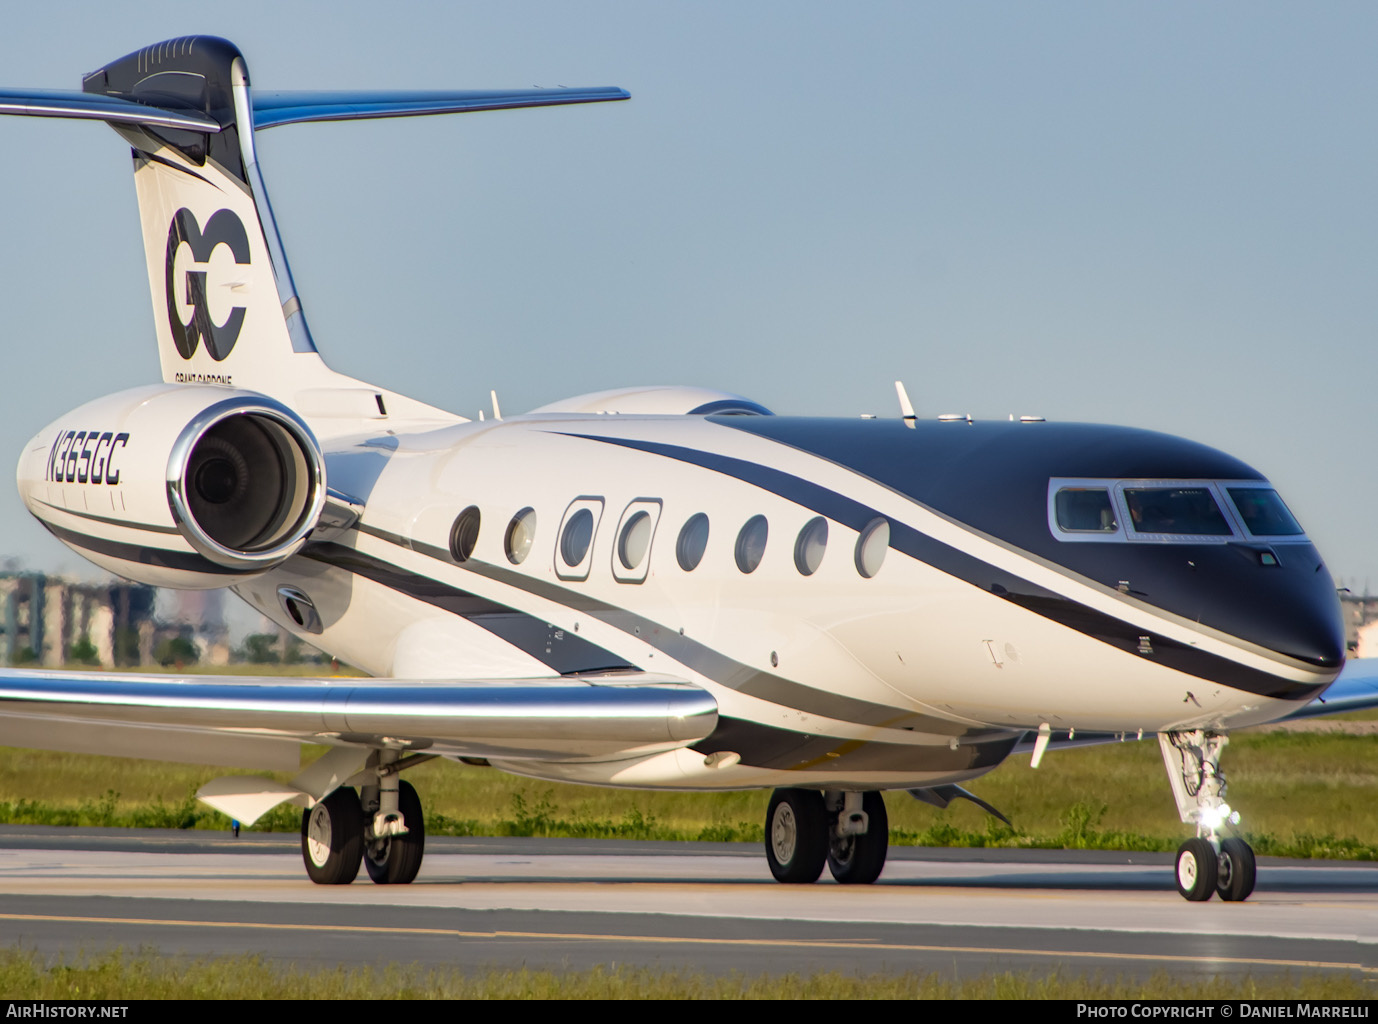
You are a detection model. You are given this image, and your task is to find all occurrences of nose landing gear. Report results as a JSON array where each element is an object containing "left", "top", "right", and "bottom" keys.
[
  {"left": 1160, "top": 730, "right": 1256, "bottom": 902},
  {"left": 764, "top": 788, "right": 890, "bottom": 884}
]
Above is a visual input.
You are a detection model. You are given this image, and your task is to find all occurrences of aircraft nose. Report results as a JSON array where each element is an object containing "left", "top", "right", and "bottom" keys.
[
  {"left": 1089, "top": 542, "right": 1345, "bottom": 672},
  {"left": 1259, "top": 593, "right": 1346, "bottom": 667},
  {"left": 1201, "top": 548, "right": 1345, "bottom": 669}
]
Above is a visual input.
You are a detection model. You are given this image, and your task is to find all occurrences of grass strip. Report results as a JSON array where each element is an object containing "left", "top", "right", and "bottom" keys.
[
  {"left": 0, "top": 949, "right": 1369, "bottom": 999},
  {"left": 3, "top": 721, "right": 1376, "bottom": 857}
]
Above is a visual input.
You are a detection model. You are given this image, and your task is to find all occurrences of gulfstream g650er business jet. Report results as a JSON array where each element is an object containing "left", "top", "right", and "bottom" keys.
[{"left": 0, "top": 36, "right": 1373, "bottom": 901}]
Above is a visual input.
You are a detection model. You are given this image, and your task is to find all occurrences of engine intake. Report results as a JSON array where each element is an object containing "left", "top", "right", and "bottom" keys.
[{"left": 167, "top": 397, "right": 324, "bottom": 569}]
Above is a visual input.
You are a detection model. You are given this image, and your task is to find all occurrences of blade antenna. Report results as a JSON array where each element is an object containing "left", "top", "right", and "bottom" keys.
[{"left": 895, "top": 380, "right": 917, "bottom": 429}]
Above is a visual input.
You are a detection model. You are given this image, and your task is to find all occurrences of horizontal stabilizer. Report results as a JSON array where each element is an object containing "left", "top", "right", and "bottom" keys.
[
  {"left": 251, "top": 87, "right": 630, "bottom": 129},
  {"left": 0, "top": 669, "right": 716, "bottom": 764},
  {"left": 0, "top": 88, "right": 222, "bottom": 131},
  {"left": 0, "top": 87, "right": 628, "bottom": 132}
]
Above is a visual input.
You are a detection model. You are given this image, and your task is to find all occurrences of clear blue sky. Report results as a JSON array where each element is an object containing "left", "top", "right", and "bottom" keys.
[{"left": 2, "top": 1, "right": 1376, "bottom": 586}]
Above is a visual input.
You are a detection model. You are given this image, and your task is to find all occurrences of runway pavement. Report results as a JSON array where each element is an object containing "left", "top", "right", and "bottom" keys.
[{"left": 0, "top": 826, "right": 1373, "bottom": 981}]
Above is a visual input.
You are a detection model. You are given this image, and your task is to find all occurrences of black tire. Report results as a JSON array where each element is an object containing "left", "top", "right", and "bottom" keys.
[
  {"left": 1175, "top": 837, "right": 1218, "bottom": 901},
  {"left": 1216, "top": 837, "right": 1256, "bottom": 902},
  {"left": 301, "top": 787, "right": 364, "bottom": 885},
  {"left": 764, "top": 788, "right": 828, "bottom": 884},
  {"left": 364, "top": 779, "right": 426, "bottom": 885},
  {"left": 827, "top": 791, "right": 889, "bottom": 885}
]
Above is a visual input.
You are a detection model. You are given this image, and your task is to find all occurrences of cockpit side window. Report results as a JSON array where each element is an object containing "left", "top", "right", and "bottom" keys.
[
  {"left": 1226, "top": 488, "right": 1303, "bottom": 538},
  {"left": 1123, "top": 487, "right": 1232, "bottom": 536},
  {"left": 1055, "top": 488, "right": 1118, "bottom": 533}
]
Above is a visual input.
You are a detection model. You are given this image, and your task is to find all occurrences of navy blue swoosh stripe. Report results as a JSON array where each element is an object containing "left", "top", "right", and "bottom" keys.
[
  {"left": 560, "top": 431, "right": 1061, "bottom": 596},
  {"left": 40, "top": 521, "right": 242, "bottom": 575},
  {"left": 35, "top": 500, "right": 180, "bottom": 535},
  {"left": 348, "top": 524, "right": 972, "bottom": 732},
  {"left": 317, "top": 544, "right": 1021, "bottom": 765},
  {"left": 301, "top": 541, "right": 633, "bottom": 676},
  {"left": 561, "top": 432, "right": 1325, "bottom": 702}
]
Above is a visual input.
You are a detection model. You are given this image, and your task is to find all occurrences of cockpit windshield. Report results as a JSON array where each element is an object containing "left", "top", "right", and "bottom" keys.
[
  {"left": 1123, "top": 487, "right": 1231, "bottom": 535},
  {"left": 1226, "top": 488, "right": 1303, "bottom": 537},
  {"left": 1048, "top": 479, "right": 1309, "bottom": 544}
]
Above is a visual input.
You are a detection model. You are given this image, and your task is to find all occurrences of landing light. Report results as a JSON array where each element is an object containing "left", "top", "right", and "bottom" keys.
[{"left": 1199, "top": 803, "right": 1241, "bottom": 831}]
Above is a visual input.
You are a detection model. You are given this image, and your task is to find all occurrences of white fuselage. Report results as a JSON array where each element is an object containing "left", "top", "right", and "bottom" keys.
[{"left": 197, "top": 410, "right": 1338, "bottom": 792}]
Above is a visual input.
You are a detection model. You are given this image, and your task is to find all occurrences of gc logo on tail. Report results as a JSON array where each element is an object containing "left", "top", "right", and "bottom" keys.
[{"left": 164, "top": 208, "right": 250, "bottom": 361}]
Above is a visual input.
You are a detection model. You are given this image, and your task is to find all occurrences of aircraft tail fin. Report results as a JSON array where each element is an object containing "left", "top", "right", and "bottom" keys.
[
  {"left": 83, "top": 37, "right": 328, "bottom": 397},
  {"left": 3, "top": 36, "right": 627, "bottom": 425}
]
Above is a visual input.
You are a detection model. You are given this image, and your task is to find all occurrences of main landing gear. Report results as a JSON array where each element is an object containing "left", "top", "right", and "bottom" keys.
[
  {"left": 1160, "top": 730, "right": 1256, "bottom": 903},
  {"left": 764, "top": 788, "right": 889, "bottom": 884},
  {"left": 300, "top": 751, "right": 429, "bottom": 885}
]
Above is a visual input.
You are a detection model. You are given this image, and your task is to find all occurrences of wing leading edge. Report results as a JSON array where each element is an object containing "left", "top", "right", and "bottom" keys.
[
  {"left": 1277, "top": 656, "right": 1378, "bottom": 720},
  {"left": 0, "top": 668, "right": 717, "bottom": 767}
]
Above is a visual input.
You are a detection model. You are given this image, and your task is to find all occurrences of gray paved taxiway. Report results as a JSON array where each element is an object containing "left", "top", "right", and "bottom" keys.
[{"left": 0, "top": 826, "right": 1373, "bottom": 981}]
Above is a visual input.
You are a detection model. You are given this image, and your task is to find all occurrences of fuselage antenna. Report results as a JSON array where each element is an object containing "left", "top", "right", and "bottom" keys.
[{"left": 894, "top": 380, "right": 917, "bottom": 429}]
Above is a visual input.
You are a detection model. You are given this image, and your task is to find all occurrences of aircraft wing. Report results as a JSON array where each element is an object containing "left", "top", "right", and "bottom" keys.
[
  {"left": 1277, "top": 656, "right": 1378, "bottom": 721},
  {"left": 0, "top": 668, "right": 717, "bottom": 770}
]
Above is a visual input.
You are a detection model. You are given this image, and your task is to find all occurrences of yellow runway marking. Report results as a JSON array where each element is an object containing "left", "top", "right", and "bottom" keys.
[{"left": 0, "top": 912, "right": 1368, "bottom": 974}]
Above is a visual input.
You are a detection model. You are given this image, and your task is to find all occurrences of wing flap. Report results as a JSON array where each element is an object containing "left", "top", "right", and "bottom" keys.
[
  {"left": 0, "top": 712, "right": 302, "bottom": 770},
  {"left": 0, "top": 669, "right": 716, "bottom": 764}
]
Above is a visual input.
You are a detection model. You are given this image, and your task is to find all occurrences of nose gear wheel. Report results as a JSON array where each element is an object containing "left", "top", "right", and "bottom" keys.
[
  {"left": 1175, "top": 837, "right": 1218, "bottom": 901},
  {"left": 1216, "top": 836, "right": 1257, "bottom": 902}
]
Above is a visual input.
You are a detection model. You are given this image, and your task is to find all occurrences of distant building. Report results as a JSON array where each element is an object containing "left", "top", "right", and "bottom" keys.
[
  {"left": 0, "top": 571, "right": 317, "bottom": 668},
  {"left": 0, "top": 572, "right": 156, "bottom": 666},
  {"left": 161, "top": 588, "right": 231, "bottom": 666},
  {"left": 1341, "top": 591, "right": 1378, "bottom": 655}
]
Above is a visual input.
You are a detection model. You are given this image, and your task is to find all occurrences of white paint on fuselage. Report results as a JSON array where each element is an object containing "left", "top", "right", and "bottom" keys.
[{"left": 231, "top": 411, "right": 1327, "bottom": 790}]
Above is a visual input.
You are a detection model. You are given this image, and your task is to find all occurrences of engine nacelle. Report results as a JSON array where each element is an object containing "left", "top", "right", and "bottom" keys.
[{"left": 17, "top": 385, "right": 325, "bottom": 588}]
